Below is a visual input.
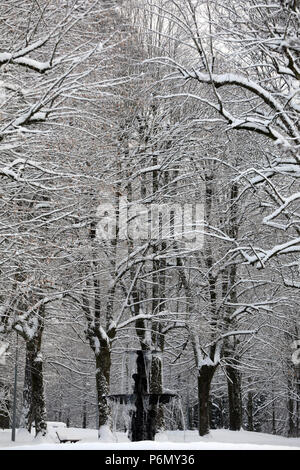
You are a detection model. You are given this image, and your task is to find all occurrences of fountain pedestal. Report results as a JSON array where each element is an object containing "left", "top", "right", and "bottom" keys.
[{"left": 107, "top": 350, "right": 176, "bottom": 441}]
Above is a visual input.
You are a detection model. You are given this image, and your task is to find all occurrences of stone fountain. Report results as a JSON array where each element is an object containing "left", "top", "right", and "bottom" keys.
[{"left": 107, "top": 350, "right": 177, "bottom": 441}]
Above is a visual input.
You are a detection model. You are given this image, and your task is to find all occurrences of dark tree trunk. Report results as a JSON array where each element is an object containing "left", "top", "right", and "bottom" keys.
[
  {"left": 296, "top": 365, "right": 300, "bottom": 437},
  {"left": 26, "top": 337, "right": 47, "bottom": 436},
  {"left": 226, "top": 362, "right": 242, "bottom": 431},
  {"left": 19, "top": 311, "right": 47, "bottom": 437},
  {"left": 20, "top": 350, "right": 33, "bottom": 432},
  {"left": 150, "top": 353, "right": 164, "bottom": 431},
  {"left": 66, "top": 408, "right": 70, "bottom": 428},
  {"left": 287, "top": 363, "right": 300, "bottom": 437},
  {"left": 150, "top": 237, "right": 167, "bottom": 432},
  {"left": 247, "top": 391, "right": 254, "bottom": 431},
  {"left": 287, "top": 373, "right": 296, "bottom": 437},
  {"left": 287, "top": 395, "right": 295, "bottom": 437},
  {"left": 82, "top": 401, "right": 87, "bottom": 429},
  {"left": 198, "top": 365, "right": 216, "bottom": 436},
  {"left": 272, "top": 393, "right": 276, "bottom": 435},
  {"left": 95, "top": 343, "right": 111, "bottom": 430}
]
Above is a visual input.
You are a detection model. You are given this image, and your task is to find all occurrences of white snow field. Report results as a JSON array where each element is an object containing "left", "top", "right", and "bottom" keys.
[{"left": 0, "top": 425, "right": 300, "bottom": 450}]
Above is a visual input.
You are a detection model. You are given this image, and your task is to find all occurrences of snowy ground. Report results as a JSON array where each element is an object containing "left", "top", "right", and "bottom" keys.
[{"left": 1, "top": 425, "right": 300, "bottom": 450}]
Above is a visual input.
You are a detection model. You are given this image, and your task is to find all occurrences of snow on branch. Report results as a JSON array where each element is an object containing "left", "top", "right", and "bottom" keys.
[{"left": 240, "top": 237, "right": 300, "bottom": 267}]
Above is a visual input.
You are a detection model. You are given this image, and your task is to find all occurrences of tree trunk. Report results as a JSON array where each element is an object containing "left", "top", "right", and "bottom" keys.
[
  {"left": 287, "top": 372, "right": 296, "bottom": 437},
  {"left": 24, "top": 337, "right": 47, "bottom": 436},
  {"left": 82, "top": 400, "right": 87, "bottom": 429},
  {"left": 226, "top": 362, "right": 242, "bottom": 431},
  {"left": 247, "top": 391, "right": 254, "bottom": 431},
  {"left": 198, "top": 365, "right": 216, "bottom": 436},
  {"left": 272, "top": 393, "right": 276, "bottom": 435},
  {"left": 66, "top": 408, "right": 70, "bottom": 428},
  {"left": 95, "top": 343, "right": 111, "bottom": 431},
  {"left": 287, "top": 362, "right": 300, "bottom": 437},
  {"left": 150, "top": 353, "right": 164, "bottom": 431},
  {"left": 20, "top": 350, "right": 33, "bottom": 432},
  {"left": 296, "top": 364, "right": 300, "bottom": 437}
]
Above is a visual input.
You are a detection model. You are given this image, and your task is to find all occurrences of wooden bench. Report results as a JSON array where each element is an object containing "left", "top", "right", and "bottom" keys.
[{"left": 56, "top": 431, "right": 81, "bottom": 444}]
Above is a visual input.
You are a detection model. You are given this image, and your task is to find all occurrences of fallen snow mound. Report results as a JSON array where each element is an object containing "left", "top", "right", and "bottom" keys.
[{"left": 0, "top": 426, "right": 299, "bottom": 450}]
